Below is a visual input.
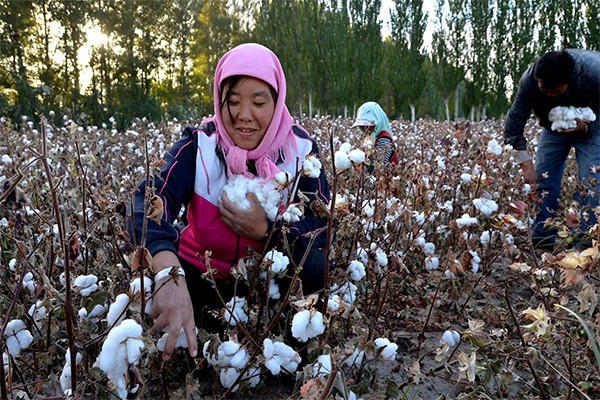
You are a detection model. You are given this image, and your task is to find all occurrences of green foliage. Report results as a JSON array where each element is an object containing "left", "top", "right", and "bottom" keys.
[{"left": 0, "top": 0, "right": 598, "bottom": 125}]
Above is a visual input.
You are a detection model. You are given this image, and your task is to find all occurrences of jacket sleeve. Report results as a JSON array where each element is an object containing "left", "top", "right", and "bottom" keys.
[
  {"left": 275, "top": 138, "right": 331, "bottom": 250},
  {"left": 504, "top": 66, "right": 536, "bottom": 163},
  {"left": 129, "top": 127, "right": 197, "bottom": 256}
]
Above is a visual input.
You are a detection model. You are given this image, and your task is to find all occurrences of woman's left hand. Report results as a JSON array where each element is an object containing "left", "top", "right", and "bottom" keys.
[{"left": 219, "top": 191, "right": 268, "bottom": 240}]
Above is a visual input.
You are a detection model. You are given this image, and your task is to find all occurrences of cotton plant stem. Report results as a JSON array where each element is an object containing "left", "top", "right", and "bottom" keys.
[
  {"left": 38, "top": 117, "right": 78, "bottom": 393},
  {"left": 503, "top": 288, "right": 548, "bottom": 399}
]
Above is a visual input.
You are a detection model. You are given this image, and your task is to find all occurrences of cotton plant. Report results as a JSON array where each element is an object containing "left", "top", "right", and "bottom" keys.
[
  {"left": 73, "top": 274, "right": 99, "bottom": 296},
  {"left": 4, "top": 319, "right": 34, "bottom": 357},
  {"left": 549, "top": 106, "right": 596, "bottom": 131},
  {"left": 259, "top": 273, "right": 281, "bottom": 300},
  {"left": 60, "top": 348, "right": 82, "bottom": 396},
  {"left": 95, "top": 319, "right": 145, "bottom": 399},
  {"left": 263, "top": 338, "right": 301, "bottom": 375}
]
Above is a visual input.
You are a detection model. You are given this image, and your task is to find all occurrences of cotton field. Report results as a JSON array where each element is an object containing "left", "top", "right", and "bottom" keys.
[{"left": 0, "top": 114, "right": 599, "bottom": 399}]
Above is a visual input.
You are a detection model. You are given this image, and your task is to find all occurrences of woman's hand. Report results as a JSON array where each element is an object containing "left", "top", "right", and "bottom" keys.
[
  {"left": 219, "top": 191, "right": 268, "bottom": 240},
  {"left": 150, "top": 251, "right": 197, "bottom": 361},
  {"left": 562, "top": 118, "right": 589, "bottom": 134}
]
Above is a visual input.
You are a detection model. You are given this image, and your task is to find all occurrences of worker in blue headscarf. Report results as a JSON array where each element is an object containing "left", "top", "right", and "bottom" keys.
[{"left": 352, "top": 102, "right": 398, "bottom": 168}]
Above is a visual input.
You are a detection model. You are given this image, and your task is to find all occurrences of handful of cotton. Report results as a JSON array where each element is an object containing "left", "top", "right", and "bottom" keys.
[{"left": 549, "top": 106, "right": 596, "bottom": 131}]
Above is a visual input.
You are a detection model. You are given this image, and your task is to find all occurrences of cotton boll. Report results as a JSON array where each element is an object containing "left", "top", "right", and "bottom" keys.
[
  {"left": 60, "top": 348, "right": 82, "bottom": 394},
  {"left": 344, "top": 348, "right": 366, "bottom": 368},
  {"left": 264, "top": 249, "right": 289, "bottom": 275},
  {"left": 486, "top": 139, "right": 503, "bottom": 155},
  {"left": 157, "top": 327, "right": 194, "bottom": 352},
  {"left": 348, "top": 149, "right": 366, "bottom": 164},
  {"left": 291, "top": 309, "right": 326, "bottom": 342},
  {"left": 267, "top": 279, "right": 280, "bottom": 300},
  {"left": 220, "top": 367, "right": 241, "bottom": 391},
  {"left": 263, "top": 338, "right": 301, "bottom": 375},
  {"left": 312, "top": 354, "right": 333, "bottom": 377},
  {"left": 375, "top": 249, "right": 388, "bottom": 267},
  {"left": 549, "top": 106, "right": 597, "bottom": 131},
  {"left": 243, "top": 365, "right": 261, "bottom": 388},
  {"left": 423, "top": 242, "right": 436, "bottom": 255},
  {"left": 2, "top": 353, "right": 8, "bottom": 374},
  {"left": 303, "top": 155, "right": 322, "bottom": 178},
  {"left": 5, "top": 320, "right": 33, "bottom": 357},
  {"left": 95, "top": 319, "right": 144, "bottom": 399},
  {"left": 473, "top": 198, "right": 499, "bottom": 216},
  {"left": 374, "top": 338, "right": 398, "bottom": 361},
  {"left": 275, "top": 171, "right": 293, "bottom": 186},
  {"left": 327, "top": 295, "right": 342, "bottom": 313},
  {"left": 339, "top": 142, "right": 352, "bottom": 153},
  {"left": 334, "top": 150, "right": 352, "bottom": 170},
  {"left": 331, "top": 282, "right": 358, "bottom": 304},
  {"left": 224, "top": 296, "right": 248, "bottom": 327},
  {"left": 470, "top": 250, "right": 481, "bottom": 273},
  {"left": 28, "top": 300, "right": 47, "bottom": 324},
  {"left": 460, "top": 173, "right": 472, "bottom": 183},
  {"left": 129, "top": 277, "right": 153, "bottom": 314},
  {"left": 441, "top": 330, "right": 460, "bottom": 348},
  {"left": 425, "top": 256, "right": 439, "bottom": 271},
  {"left": 22, "top": 272, "right": 35, "bottom": 293},
  {"left": 480, "top": 230, "right": 491, "bottom": 246},
  {"left": 347, "top": 260, "right": 366, "bottom": 281},
  {"left": 74, "top": 274, "right": 99, "bottom": 296},
  {"left": 456, "top": 214, "right": 478, "bottom": 227},
  {"left": 282, "top": 203, "right": 303, "bottom": 223},
  {"left": 106, "top": 293, "right": 130, "bottom": 327}
]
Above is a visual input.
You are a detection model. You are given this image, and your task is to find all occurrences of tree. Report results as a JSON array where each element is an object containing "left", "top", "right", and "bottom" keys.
[{"left": 389, "top": 0, "right": 427, "bottom": 121}]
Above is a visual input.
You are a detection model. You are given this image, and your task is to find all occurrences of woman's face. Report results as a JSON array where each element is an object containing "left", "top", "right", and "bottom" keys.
[{"left": 221, "top": 77, "right": 275, "bottom": 150}]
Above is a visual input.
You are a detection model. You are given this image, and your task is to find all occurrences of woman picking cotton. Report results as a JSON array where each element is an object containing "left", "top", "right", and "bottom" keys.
[
  {"left": 352, "top": 101, "right": 398, "bottom": 169},
  {"left": 130, "top": 43, "right": 331, "bottom": 362}
]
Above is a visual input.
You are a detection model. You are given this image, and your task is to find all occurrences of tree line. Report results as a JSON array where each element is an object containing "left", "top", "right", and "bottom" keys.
[{"left": 1, "top": 0, "right": 598, "bottom": 127}]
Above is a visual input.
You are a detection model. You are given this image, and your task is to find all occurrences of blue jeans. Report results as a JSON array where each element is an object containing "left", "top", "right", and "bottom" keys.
[{"left": 533, "top": 123, "right": 600, "bottom": 240}]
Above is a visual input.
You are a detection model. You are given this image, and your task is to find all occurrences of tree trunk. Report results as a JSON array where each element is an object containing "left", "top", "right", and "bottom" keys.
[{"left": 410, "top": 104, "right": 416, "bottom": 122}]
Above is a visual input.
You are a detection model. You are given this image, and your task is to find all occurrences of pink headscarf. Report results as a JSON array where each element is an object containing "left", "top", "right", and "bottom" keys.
[{"left": 207, "top": 43, "right": 295, "bottom": 179}]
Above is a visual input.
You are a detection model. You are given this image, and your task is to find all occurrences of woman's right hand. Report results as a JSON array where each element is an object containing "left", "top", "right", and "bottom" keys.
[{"left": 150, "top": 251, "right": 197, "bottom": 361}]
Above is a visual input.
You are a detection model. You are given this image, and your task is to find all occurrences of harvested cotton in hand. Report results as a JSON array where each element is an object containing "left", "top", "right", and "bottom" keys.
[
  {"left": 222, "top": 175, "right": 282, "bottom": 221},
  {"left": 548, "top": 106, "right": 596, "bottom": 131}
]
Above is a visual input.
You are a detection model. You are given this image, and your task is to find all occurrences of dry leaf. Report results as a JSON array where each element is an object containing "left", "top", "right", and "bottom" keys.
[
  {"left": 509, "top": 262, "right": 531, "bottom": 272},
  {"left": 69, "top": 235, "right": 80, "bottom": 262},
  {"left": 147, "top": 194, "right": 164, "bottom": 224},
  {"left": 560, "top": 268, "right": 586, "bottom": 287},
  {"left": 131, "top": 247, "right": 152, "bottom": 273}
]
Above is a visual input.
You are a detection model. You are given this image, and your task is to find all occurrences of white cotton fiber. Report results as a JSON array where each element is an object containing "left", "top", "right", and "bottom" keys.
[{"left": 549, "top": 106, "right": 596, "bottom": 131}]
